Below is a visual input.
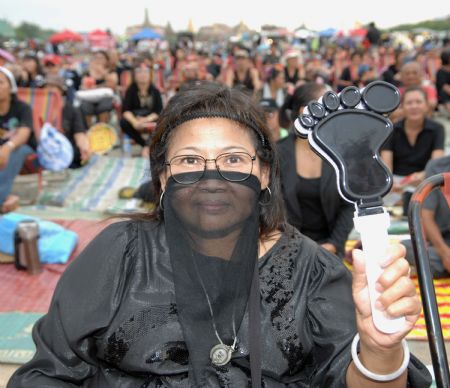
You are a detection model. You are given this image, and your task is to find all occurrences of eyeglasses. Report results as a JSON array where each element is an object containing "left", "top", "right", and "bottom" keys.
[{"left": 165, "top": 152, "right": 256, "bottom": 185}]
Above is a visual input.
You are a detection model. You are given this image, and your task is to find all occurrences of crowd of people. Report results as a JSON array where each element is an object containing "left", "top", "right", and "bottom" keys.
[
  {"left": 0, "top": 26, "right": 449, "bottom": 268},
  {"left": 1, "top": 24, "right": 449, "bottom": 387}
]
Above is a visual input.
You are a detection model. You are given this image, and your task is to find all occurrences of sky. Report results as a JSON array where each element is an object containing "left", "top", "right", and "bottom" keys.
[{"left": 2, "top": 0, "right": 449, "bottom": 35}]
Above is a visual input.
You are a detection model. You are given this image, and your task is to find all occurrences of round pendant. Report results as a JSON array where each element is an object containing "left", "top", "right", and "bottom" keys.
[{"left": 210, "top": 343, "right": 233, "bottom": 366}]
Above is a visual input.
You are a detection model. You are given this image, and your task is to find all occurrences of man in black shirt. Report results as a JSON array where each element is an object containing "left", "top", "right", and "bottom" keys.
[{"left": 0, "top": 66, "right": 34, "bottom": 213}]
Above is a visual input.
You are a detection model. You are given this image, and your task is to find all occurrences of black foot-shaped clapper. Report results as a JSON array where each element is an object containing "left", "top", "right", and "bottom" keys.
[
  {"left": 294, "top": 81, "right": 400, "bottom": 209},
  {"left": 295, "top": 81, "right": 407, "bottom": 335}
]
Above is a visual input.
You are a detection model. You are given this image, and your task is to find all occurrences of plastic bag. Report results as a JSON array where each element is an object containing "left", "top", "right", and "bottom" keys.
[
  {"left": 37, "top": 122, "right": 74, "bottom": 171},
  {"left": 0, "top": 213, "right": 78, "bottom": 264}
]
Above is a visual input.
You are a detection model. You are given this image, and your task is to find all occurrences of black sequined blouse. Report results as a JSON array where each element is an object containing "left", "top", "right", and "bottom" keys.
[{"left": 8, "top": 221, "right": 431, "bottom": 387}]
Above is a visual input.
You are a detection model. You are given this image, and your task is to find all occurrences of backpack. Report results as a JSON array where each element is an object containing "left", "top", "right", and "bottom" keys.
[{"left": 37, "top": 122, "right": 74, "bottom": 171}]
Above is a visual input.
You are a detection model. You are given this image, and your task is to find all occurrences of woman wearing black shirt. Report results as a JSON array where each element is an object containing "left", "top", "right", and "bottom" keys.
[
  {"left": 120, "top": 63, "right": 163, "bottom": 157},
  {"left": 277, "top": 83, "right": 353, "bottom": 256},
  {"left": 381, "top": 86, "right": 445, "bottom": 188}
]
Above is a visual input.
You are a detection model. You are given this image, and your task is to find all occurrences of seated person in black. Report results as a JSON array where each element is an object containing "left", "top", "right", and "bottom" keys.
[
  {"left": 43, "top": 76, "right": 92, "bottom": 168},
  {"left": 402, "top": 156, "right": 450, "bottom": 278},
  {"left": 381, "top": 86, "right": 445, "bottom": 190},
  {"left": 277, "top": 82, "right": 354, "bottom": 257},
  {"left": 0, "top": 66, "right": 35, "bottom": 212},
  {"left": 120, "top": 61, "right": 163, "bottom": 158}
]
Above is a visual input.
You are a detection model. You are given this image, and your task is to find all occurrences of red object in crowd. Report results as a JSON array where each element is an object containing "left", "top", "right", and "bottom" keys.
[
  {"left": 88, "top": 29, "right": 114, "bottom": 49},
  {"left": 49, "top": 29, "right": 83, "bottom": 44},
  {"left": 43, "top": 54, "right": 61, "bottom": 66}
]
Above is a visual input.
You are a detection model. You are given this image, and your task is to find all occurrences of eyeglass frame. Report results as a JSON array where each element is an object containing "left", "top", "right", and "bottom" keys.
[{"left": 164, "top": 152, "right": 257, "bottom": 184}]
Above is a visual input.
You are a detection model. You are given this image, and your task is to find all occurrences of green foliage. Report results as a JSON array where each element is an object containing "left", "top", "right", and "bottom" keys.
[
  {"left": 14, "top": 22, "right": 56, "bottom": 40},
  {"left": 387, "top": 17, "right": 450, "bottom": 32}
]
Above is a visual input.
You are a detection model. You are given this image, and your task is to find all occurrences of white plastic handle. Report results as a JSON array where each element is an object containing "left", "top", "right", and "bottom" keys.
[{"left": 353, "top": 210, "right": 406, "bottom": 334}]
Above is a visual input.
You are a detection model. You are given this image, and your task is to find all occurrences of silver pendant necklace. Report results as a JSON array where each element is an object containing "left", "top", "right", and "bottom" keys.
[{"left": 192, "top": 256, "right": 237, "bottom": 366}]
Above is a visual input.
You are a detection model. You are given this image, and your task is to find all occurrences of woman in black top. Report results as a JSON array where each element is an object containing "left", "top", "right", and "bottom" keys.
[
  {"left": 381, "top": 86, "right": 445, "bottom": 188},
  {"left": 8, "top": 82, "right": 429, "bottom": 387},
  {"left": 277, "top": 82, "right": 354, "bottom": 257},
  {"left": 120, "top": 62, "right": 163, "bottom": 157}
]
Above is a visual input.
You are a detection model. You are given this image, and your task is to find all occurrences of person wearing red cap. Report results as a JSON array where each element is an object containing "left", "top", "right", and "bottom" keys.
[{"left": 43, "top": 55, "right": 62, "bottom": 77}]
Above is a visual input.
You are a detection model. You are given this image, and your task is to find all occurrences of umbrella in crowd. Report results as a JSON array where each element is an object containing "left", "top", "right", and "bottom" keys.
[
  {"left": 0, "top": 48, "right": 15, "bottom": 63},
  {"left": 319, "top": 27, "right": 337, "bottom": 38},
  {"left": 49, "top": 29, "right": 83, "bottom": 44},
  {"left": 131, "top": 27, "right": 162, "bottom": 41}
]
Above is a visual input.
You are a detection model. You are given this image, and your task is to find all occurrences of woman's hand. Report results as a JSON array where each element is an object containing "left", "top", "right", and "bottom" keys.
[{"left": 351, "top": 244, "right": 421, "bottom": 368}]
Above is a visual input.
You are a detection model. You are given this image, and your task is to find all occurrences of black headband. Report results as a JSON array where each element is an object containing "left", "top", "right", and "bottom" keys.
[{"left": 162, "top": 111, "right": 270, "bottom": 150}]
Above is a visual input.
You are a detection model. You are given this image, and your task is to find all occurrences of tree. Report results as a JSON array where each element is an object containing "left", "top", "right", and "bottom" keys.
[{"left": 14, "top": 22, "right": 56, "bottom": 41}]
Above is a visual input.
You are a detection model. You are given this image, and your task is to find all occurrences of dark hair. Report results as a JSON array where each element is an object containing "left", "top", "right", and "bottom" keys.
[
  {"left": 279, "top": 82, "right": 326, "bottom": 127},
  {"left": 401, "top": 86, "right": 428, "bottom": 103},
  {"left": 267, "top": 64, "right": 284, "bottom": 83},
  {"left": 441, "top": 50, "right": 450, "bottom": 66},
  {"left": 350, "top": 50, "right": 363, "bottom": 61},
  {"left": 149, "top": 81, "right": 285, "bottom": 237},
  {"left": 93, "top": 50, "right": 110, "bottom": 63}
]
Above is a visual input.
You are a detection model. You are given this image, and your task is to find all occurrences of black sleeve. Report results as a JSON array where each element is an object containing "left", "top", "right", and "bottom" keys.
[
  {"left": 381, "top": 127, "right": 395, "bottom": 151},
  {"left": 327, "top": 200, "right": 354, "bottom": 256},
  {"left": 435, "top": 70, "right": 447, "bottom": 95},
  {"left": 152, "top": 86, "right": 163, "bottom": 114},
  {"left": 306, "top": 246, "right": 356, "bottom": 386},
  {"left": 7, "top": 221, "right": 138, "bottom": 387},
  {"left": 121, "top": 85, "right": 135, "bottom": 113},
  {"left": 71, "top": 107, "right": 87, "bottom": 134},
  {"left": 433, "top": 123, "right": 445, "bottom": 151},
  {"left": 17, "top": 102, "right": 34, "bottom": 132},
  {"left": 340, "top": 67, "right": 351, "bottom": 81}
]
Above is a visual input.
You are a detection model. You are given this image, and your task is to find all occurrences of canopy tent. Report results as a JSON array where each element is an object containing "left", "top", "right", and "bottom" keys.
[
  {"left": 88, "top": 29, "right": 115, "bottom": 49},
  {"left": 318, "top": 28, "right": 337, "bottom": 38},
  {"left": 294, "top": 28, "right": 317, "bottom": 39},
  {"left": 49, "top": 29, "right": 83, "bottom": 44},
  {"left": 131, "top": 28, "right": 162, "bottom": 41}
]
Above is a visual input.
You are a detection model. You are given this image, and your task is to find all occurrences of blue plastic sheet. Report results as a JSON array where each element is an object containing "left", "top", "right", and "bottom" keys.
[{"left": 0, "top": 213, "right": 78, "bottom": 264}]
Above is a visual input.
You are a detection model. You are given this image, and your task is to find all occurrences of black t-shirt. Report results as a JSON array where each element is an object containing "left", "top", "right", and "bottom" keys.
[
  {"left": 382, "top": 118, "right": 445, "bottom": 176},
  {"left": 296, "top": 175, "right": 330, "bottom": 243},
  {"left": 436, "top": 68, "right": 450, "bottom": 103},
  {"left": 122, "top": 83, "right": 163, "bottom": 117},
  {"left": 0, "top": 97, "right": 36, "bottom": 149},
  {"left": 62, "top": 103, "right": 86, "bottom": 142}
]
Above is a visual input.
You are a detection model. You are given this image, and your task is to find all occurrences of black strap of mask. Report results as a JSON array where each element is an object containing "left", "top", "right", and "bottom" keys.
[{"left": 249, "top": 257, "right": 262, "bottom": 388}]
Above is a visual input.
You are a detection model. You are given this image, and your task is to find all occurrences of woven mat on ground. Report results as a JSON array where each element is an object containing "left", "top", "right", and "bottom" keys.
[
  {"left": 37, "top": 155, "right": 149, "bottom": 213},
  {"left": 0, "top": 312, "right": 43, "bottom": 363},
  {"left": 0, "top": 219, "right": 112, "bottom": 313},
  {"left": 0, "top": 219, "right": 112, "bottom": 364}
]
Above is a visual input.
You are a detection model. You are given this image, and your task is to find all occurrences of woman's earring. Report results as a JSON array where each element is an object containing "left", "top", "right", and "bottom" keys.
[
  {"left": 259, "top": 186, "right": 272, "bottom": 206},
  {"left": 159, "top": 190, "right": 166, "bottom": 210}
]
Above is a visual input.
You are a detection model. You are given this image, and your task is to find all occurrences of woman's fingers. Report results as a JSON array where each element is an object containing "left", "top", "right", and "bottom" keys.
[
  {"left": 376, "top": 257, "right": 410, "bottom": 291},
  {"left": 376, "top": 276, "right": 420, "bottom": 316},
  {"left": 378, "top": 244, "right": 407, "bottom": 268}
]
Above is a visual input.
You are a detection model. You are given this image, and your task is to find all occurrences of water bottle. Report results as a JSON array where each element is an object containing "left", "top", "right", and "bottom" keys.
[
  {"left": 122, "top": 134, "right": 132, "bottom": 157},
  {"left": 14, "top": 220, "right": 41, "bottom": 275}
]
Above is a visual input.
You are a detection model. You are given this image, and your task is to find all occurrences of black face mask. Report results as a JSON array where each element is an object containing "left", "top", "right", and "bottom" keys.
[{"left": 163, "top": 170, "right": 261, "bottom": 386}]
